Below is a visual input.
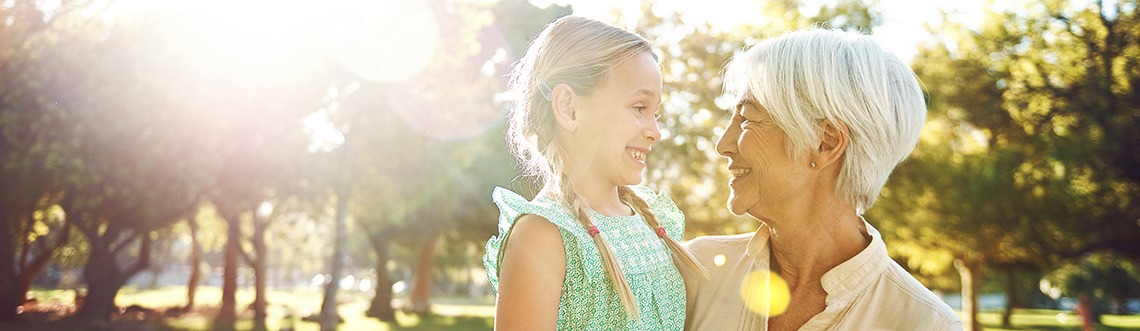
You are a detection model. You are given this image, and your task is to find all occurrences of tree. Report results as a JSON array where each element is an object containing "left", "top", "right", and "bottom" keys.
[
  {"left": 114, "top": 3, "right": 335, "bottom": 329},
  {"left": 1041, "top": 253, "right": 1140, "bottom": 325},
  {"left": 5, "top": 0, "right": 331, "bottom": 324},
  {"left": 0, "top": 0, "right": 92, "bottom": 321},
  {"left": 339, "top": 0, "right": 523, "bottom": 322},
  {"left": 873, "top": 0, "right": 1140, "bottom": 329},
  {"left": 182, "top": 216, "right": 203, "bottom": 311},
  {"left": 0, "top": 5, "right": 218, "bottom": 322}
]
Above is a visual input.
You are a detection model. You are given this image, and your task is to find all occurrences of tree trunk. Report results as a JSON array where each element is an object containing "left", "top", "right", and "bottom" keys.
[
  {"left": 185, "top": 217, "right": 202, "bottom": 310},
  {"left": 366, "top": 230, "right": 395, "bottom": 322},
  {"left": 215, "top": 207, "right": 242, "bottom": 331},
  {"left": 1077, "top": 293, "right": 1098, "bottom": 331},
  {"left": 1, "top": 214, "right": 70, "bottom": 321},
  {"left": 78, "top": 267, "right": 127, "bottom": 322},
  {"left": 1076, "top": 260, "right": 1102, "bottom": 330},
  {"left": 251, "top": 214, "right": 269, "bottom": 331},
  {"left": 1002, "top": 267, "right": 1016, "bottom": 328},
  {"left": 320, "top": 121, "right": 355, "bottom": 331},
  {"left": 10, "top": 239, "right": 61, "bottom": 317},
  {"left": 76, "top": 231, "right": 153, "bottom": 324},
  {"left": 0, "top": 288, "right": 17, "bottom": 323},
  {"left": 319, "top": 190, "right": 350, "bottom": 331},
  {"left": 409, "top": 233, "right": 440, "bottom": 315},
  {"left": 954, "top": 258, "right": 982, "bottom": 331},
  {"left": 0, "top": 215, "right": 18, "bottom": 321}
]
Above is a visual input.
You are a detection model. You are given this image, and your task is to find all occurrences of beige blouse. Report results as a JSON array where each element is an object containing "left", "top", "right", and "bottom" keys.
[{"left": 681, "top": 221, "right": 962, "bottom": 331}]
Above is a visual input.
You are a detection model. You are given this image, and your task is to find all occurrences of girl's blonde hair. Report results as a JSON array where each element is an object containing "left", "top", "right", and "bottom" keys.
[{"left": 504, "top": 16, "right": 707, "bottom": 319}]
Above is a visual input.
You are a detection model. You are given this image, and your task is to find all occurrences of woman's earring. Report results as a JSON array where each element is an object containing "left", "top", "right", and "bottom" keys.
[{"left": 811, "top": 162, "right": 817, "bottom": 169}]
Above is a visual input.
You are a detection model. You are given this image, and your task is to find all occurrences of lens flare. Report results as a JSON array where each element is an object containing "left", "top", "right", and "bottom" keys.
[
  {"left": 713, "top": 254, "right": 727, "bottom": 267},
  {"left": 388, "top": 26, "right": 512, "bottom": 140},
  {"left": 331, "top": 0, "right": 439, "bottom": 83},
  {"left": 739, "top": 269, "right": 791, "bottom": 317}
]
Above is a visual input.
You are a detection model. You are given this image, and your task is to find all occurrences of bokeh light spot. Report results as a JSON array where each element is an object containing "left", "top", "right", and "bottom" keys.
[
  {"left": 1056, "top": 313, "right": 1069, "bottom": 324},
  {"left": 713, "top": 254, "right": 727, "bottom": 267},
  {"left": 739, "top": 269, "right": 791, "bottom": 317}
]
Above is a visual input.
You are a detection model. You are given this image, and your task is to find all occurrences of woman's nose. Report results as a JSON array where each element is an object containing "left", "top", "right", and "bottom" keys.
[{"left": 716, "top": 126, "right": 738, "bottom": 157}]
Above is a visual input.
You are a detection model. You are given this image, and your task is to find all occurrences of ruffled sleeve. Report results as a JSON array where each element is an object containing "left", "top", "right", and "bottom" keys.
[
  {"left": 628, "top": 185, "right": 685, "bottom": 242},
  {"left": 482, "top": 187, "right": 594, "bottom": 293}
]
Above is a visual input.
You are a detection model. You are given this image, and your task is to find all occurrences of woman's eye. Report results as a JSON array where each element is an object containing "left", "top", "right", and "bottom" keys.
[
  {"left": 633, "top": 106, "right": 647, "bottom": 113},
  {"left": 740, "top": 119, "right": 753, "bottom": 129}
]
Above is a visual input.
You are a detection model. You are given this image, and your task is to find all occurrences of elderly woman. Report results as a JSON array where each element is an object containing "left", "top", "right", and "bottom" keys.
[{"left": 682, "top": 29, "right": 962, "bottom": 330}]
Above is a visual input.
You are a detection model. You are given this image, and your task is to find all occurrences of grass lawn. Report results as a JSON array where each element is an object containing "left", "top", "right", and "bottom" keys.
[
  {"left": 10, "top": 286, "right": 1140, "bottom": 330},
  {"left": 13, "top": 285, "right": 494, "bottom": 331},
  {"left": 972, "top": 308, "right": 1140, "bottom": 331}
]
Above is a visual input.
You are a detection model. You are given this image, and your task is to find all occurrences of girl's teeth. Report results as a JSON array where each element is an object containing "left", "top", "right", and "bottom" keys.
[{"left": 731, "top": 168, "right": 751, "bottom": 177}]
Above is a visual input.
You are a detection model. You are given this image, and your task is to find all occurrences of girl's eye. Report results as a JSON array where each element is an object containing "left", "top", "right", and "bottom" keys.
[
  {"left": 633, "top": 106, "right": 647, "bottom": 113},
  {"left": 654, "top": 112, "right": 663, "bottom": 120}
]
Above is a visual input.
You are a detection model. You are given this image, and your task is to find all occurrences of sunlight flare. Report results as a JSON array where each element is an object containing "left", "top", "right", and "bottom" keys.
[
  {"left": 331, "top": 0, "right": 439, "bottom": 83},
  {"left": 740, "top": 270, "right": 791, "bottom": 317}
]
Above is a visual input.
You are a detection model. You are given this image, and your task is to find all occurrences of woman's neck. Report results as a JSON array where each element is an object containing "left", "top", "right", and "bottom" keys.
[{"left": 762, "top": 197, "right": 869, "bottom": 289}]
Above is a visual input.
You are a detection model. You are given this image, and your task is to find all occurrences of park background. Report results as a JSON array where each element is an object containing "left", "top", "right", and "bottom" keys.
[{"left": 1, "top": 0, "right": 1138, "bottom": 330}]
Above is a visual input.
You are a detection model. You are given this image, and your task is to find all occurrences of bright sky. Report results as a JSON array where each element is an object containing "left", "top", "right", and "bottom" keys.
[{"left": 532, "top": 0, "right": 989, "bottom": 63}]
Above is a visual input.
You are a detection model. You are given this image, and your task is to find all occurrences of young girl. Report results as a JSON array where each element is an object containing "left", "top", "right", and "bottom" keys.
[{"left": 482, "top": 16, "right": 706, "bottom": 330}]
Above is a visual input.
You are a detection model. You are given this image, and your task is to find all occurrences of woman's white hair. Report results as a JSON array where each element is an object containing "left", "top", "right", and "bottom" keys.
[{"left": 724, "top": 28, "right": 926, "bottom": 213}]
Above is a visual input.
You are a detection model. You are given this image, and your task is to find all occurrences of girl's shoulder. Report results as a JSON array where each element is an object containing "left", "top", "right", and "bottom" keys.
[
  {"left": 484, "top": 187, "right": 598, "bottom": 292},
  {"left": 490, "top": 187, "right": 582, "bottom": 231}
]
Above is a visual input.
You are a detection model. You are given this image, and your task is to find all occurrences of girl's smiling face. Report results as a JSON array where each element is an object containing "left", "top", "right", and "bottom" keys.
[{"left": 565, "top": 51, "right": 663, "bottom": 187}]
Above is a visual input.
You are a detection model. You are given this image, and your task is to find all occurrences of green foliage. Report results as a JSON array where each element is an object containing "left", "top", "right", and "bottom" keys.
[
  {"left": 344, "top": 1, "right": 519, "bottom": 272},
  {"left": 1041, "top": 253, "right": 1140, "bottom": 304},
  {"left": 872, "top": 0, "right": 1140, "bottom": 293}
]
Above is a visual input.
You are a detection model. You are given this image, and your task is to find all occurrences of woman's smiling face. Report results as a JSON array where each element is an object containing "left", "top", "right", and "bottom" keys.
[{"left": 716, "top": 95, "right": 806, "bottom": 218}]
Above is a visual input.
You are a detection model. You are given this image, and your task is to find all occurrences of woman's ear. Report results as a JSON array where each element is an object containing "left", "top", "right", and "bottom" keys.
[
  {"left": 814, "top": 120, "right": 849, "bottom": 169},
  {"left": 550, "top": 84, "right": 577, "bottom": 132}
]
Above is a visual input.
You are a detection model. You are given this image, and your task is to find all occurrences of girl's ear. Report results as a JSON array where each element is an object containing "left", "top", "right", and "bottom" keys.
[
  {"left": 814, "top": 120, "right": 849, "bottom": 169},
  {"left": 551, "top": 84, "right": 578, "bottom": 132}
]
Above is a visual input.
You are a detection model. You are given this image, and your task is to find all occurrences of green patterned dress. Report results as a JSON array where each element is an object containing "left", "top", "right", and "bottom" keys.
[{"left": 483, "top": 186, "right": 686, "bottom": 330}]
